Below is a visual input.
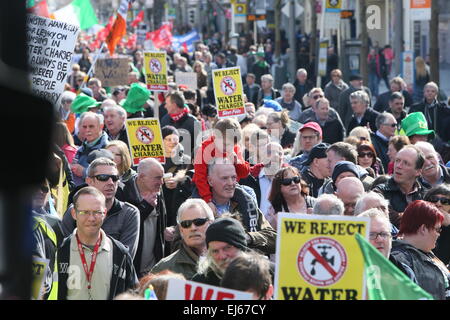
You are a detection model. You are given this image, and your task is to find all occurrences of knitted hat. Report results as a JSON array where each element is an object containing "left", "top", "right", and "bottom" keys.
[
  {"left": 349, "top": 74, "right": 363, "bottom": 81},
  {"left": 332, "top": 161, "right": 360, "bottom": 183},
  {"left": 263, "top": 99, "right": 282, "bottom": 111},
  {"left": 120, "top": 83, "right": 150, "bottom": 113},
  {"left": 71, "top": 93, "right": 101, "bottom": 114},
  {"left": 205, "top": 218, "right": 248, "bottom": 251},
  {"left": 401, "top": 112, "right": 435, "bottom": 138}
]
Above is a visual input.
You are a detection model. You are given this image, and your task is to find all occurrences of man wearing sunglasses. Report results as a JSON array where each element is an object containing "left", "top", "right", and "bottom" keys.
[
  {"left": 151, "top": 199, "right": 214, "bottom": 279},
  {"left": 416, "top": 142, "right": 450, "bottom": 189},
  {"left": 371, "top": 112, "right": 398, "bottom": 171},
  {"left": 62, "top": 158, "right": 140, "bottom": 260}
]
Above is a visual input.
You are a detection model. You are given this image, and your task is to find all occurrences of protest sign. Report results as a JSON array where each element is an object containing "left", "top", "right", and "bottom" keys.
[
  {"left": 274, "top": 213, "right": 369, "bottom": 300},
  {"left": 31, "top": 257, "right": 49, "bottom": 300},
  {"left": 125, "top": 118, "right": 165, "bottom": 165},
  {"left": 212, "top": 67, "right": 245, "bottom": 118},
  {"left": 26, "top": 14, "right": 79, "bottom": 105},
  {"left": 144, "top": 51, "right": 168, "bottom": 91},
  {"left": 165, "top": 278, "right": 253, "bottom": 300},
  {"left": 94, "top": 58, "right": 129, "bottom": 87},
  {"left": 175, "top": 71, "right": 198, "bottom": 90}
]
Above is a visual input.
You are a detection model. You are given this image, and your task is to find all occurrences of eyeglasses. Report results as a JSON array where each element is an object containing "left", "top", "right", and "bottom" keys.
[
  {"left": 301, "top": 135, "right": 318, "bottom": 140},
  {"left": 92, "top": 174, "right": 120, "bottom": 182},
  {"left": 76, "top": 210, "right": 105, "bottom": 216},
  {"left": 179, "top": 218, "right": 209, "bottom": 229},
  {"left": 383, "top": 123, "right": 397, "bottom": 128},
  {"left": 428, "top": 196, "right": 450, "bottom": 205},
  {"left": 358, "top": 152, "right": 374, "bottom": 158},
  {"left": 281, "top": 176, "right": 301, "bottom": 186},
  {"left": 312, "top": 94, "right": 324, "bottom": 100},
  {"left": 369, "top": 232, "right": 392, "bottom": 240}
]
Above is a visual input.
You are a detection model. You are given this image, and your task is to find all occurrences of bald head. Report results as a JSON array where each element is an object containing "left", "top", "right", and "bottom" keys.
[{"left": 335, "top": 177, "right": 365, "bottom": 216}]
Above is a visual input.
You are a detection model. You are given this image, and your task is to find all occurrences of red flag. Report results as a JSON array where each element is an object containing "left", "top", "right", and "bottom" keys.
[
  {"left": 96, "top": 16, "right": 115, "bottom": 42},
  {"left": 106, "top": 0, "right": 130, "bottom": 55},
  {"left": 147, "top": 23, "right": 173, "bottom": 49},
  {"left": 126, "top": 34, "right": 137, "bottom": 50},
  {"left": 27, "top": 0, "right": 50, "bottom": 18},
  {"left": 131, "top": 10, "right": 144, "bottom": 28}
]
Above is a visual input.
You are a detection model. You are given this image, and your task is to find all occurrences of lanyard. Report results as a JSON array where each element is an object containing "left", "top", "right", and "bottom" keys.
[{"left": 76, "top": 233, "right": 102, "bottom": 291}]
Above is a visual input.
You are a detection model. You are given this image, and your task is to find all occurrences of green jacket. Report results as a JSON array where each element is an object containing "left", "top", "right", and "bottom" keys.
[{"left": 150, "top": 242, "right": 200, "bottom": 280}]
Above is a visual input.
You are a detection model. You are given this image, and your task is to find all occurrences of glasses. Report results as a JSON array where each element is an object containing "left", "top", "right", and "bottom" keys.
[
  {"left": 281, "top": 176, "right": 301, "bottom": 186},
  {"left": 369, "top": 232, "right": 392, "bottom": 240},
  {"left": 429, "top": 196, "right": 450, "bottom": 205},
  {"left": 312, "top": 94, "right": 324, "bottom": 100},
  {"left": 301, "top": 135, "right": 318, "bottom": 140},
  {"left": 76, "top": 210, "right": 105, "bottom": 216},
  {"left": 179, "top": 218, "right": 209, "bottom": 229},
  {"left": 358, "top": 152, "right": 374, "bottom": 158},
  {"left": 92, "top": 174, "right": 120, "bottom": 182},
  {"left": 383, "top": 123, "right": 397, "bottom": 128}
]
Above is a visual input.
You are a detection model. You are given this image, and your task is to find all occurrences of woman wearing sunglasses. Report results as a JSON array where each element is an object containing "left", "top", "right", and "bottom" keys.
[
  {"left": 391, "top": 200, "right": 450, "bottom": 300},
  {"left": 356, "top": 142, "right": 384, "bottom": 178},
  {"left": 424, "top": 184, "right": 450, "bottom": 265},
  {"left": 266, "top": 166, "right": 316, "bottom": 230}
]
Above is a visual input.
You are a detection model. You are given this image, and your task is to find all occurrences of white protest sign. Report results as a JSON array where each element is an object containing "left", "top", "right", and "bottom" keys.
[
  {"left": 165, "top": 278, "right": 253, "bottom": 300},
  {"left": 175, "top": 71, "right": 198, "bottom": 90},
  {"left": 27, "top": 14, "right": 79, "bottom": 105}
]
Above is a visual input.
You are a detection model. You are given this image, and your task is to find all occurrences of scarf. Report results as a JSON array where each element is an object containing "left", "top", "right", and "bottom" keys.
[{"left": 169, "top": 107, "right": 189, "bottom": 122}]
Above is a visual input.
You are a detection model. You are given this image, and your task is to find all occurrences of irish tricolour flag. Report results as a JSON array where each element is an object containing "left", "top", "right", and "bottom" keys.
[{"left": 52, "top": 0, "right": 98, "bottom": 30}]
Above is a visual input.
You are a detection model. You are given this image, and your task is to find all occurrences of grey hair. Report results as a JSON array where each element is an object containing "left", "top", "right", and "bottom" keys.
[
  {"left": 313, "top": 194, "right": 345, "bottom": 216},
  {"left": 176, "top": 199, "right": 215, "bottom": 224},
  {"left": 375, "top": 112, "right": 394, "bottom": 130},
  {"left": 350, "top": 90, "right": 370, "bottom": 106},
  {"left": 60, "top": 90, "right": 76, "bottom": 104},
  {"left": 354, "top": 191, "right": 389, "bottom": 216},
  {"left": 282, "top": 82, "right": 296, "bottom": 93},
  {"left": 87, "top": 157, "right": 117, "bottom": 177},
  {"left": 79, "top": 111, "right": 104, "bottom": 126},
  {"left": 103, "top": 104, "right": 127, "bottom": 119},
  {"left": 261, "top": 74, "right": 273, "bottom": 83},
  {"left": 357, "top": 208, "right": 391, "bottom": 228},
  {"left": 137, "top": 158, "right": 164, "bottom": 174}
]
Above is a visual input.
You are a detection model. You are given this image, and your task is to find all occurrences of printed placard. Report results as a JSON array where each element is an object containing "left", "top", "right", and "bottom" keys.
[
  {"left": 274, "top": 213, "right": 370, "bottom": 300},
  {"left": 27, "top": 14, "right": 80, "bottom": 105},
  {"left": 31, "top": 257, "right": 49, "bottom": 300},
  {"left": 94, "top": 58, "right": 129, "bottom": 87},
  {"left": 165, "top": 278, "right": 253, "bottom": 300},
  {"left": 125, "top": 118, "right": 165, "bottom": 165},
  {"left": 212, "top": 67, "right": 245, "bottom": 118},
  {"left": 175, "top": 71, "right": 198, "bottom": 90},
  {"left": 144, "top": 51, "right": 168, "bottom": 91}
]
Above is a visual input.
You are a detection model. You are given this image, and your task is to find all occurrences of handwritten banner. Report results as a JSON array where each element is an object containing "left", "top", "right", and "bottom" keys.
[{"left": 95, "top": 58, "right": 129, "bottom": 87}]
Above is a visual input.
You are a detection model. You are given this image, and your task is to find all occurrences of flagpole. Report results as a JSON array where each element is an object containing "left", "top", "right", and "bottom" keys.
[{"left": 79, "top": 42, "right": 106, "bottom": 92}]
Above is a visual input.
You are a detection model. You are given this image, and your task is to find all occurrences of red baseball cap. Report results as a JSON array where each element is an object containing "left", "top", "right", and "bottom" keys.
[{"left": 300, "top": 122, "right": 322, "bottom": 137}]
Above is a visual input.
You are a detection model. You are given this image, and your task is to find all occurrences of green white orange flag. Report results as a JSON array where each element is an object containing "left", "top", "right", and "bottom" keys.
[
  {"left": 355, "top": 233, "right": 433, "bottom": 300},
  {"left": 106, "top": 0, "right": 130, "bottom": 56},
  {"left": 52, "top": 0, "right": 98, "bottom": 30}
]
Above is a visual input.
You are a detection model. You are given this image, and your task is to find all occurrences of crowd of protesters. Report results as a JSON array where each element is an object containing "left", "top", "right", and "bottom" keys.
[{"left": 31, "top": 27, "right": 450, "bottom": 300}]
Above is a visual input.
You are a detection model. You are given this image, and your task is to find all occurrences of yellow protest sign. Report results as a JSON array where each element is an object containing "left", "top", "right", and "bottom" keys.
[
  {"left": 275, "top": 213, "right": 369, "bottom": 300},
  {"left": 144, "top": 51, "right": 168, "bottom": 91},
  {"left": 212, "top": 67, "right": 245, "bottom": 118},
  {"left": 32, "top": 257, "right": 49, "bottom": 300},
  {"left": 126, "top": 118, "right": 165, "bottom": 165}
]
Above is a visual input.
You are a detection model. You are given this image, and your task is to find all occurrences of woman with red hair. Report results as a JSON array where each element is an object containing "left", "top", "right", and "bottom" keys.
[{"left": 391, "top": 200, "right": 450, "bottom": 300}]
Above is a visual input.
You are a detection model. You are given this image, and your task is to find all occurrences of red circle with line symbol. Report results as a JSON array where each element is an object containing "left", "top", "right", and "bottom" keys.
[
  {"left": 297, "top": 237, "right": 347, "bottom": 287},
  {"left": 220, "top": 76, "right": 237, "bottom": 96},
  {"left": 136, "top": 126, "right": 154, "bottom": 144},
  {"left": 149, "top": 59, "right": 162, "bottom": 73}
]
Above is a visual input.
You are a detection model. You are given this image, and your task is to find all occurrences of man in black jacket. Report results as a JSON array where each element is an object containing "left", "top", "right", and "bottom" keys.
[
  {"left": 373, "top": 145, "right": 426, "bottom": 228},
  {"left": 161, "top": 91, "right": 202, "bottom": 157},
  {"left": 57, "top": 187, "right": 137, "bottom": 300},
  {"left": 117, "top": 158, "right": 167, "bottom": 278},
  {"left": 347, "top": 90, "right": 380, "bottom": 133},
  {"left": 409, "top": 82, "right": 450, "bottom": 143},
  {"left": 243, "top": 73, "right": 260, "bottom": 106},
  {"left": 311, "top": 98, "right": 346, "bottom": 144},
  {"left": 300, "top": 142, "right": 331, "bottom": 198},
  {"left": 371, "top": 112, "right": 397, "bottom": 172}
]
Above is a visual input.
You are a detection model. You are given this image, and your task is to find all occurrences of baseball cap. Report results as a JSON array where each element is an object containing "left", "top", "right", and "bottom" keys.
[
  {"left": 302, "top": 142, "right": 330, "bottom": 166},
  {"left": 300, "top": 122, "right": 322, "bottom": 137}
]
